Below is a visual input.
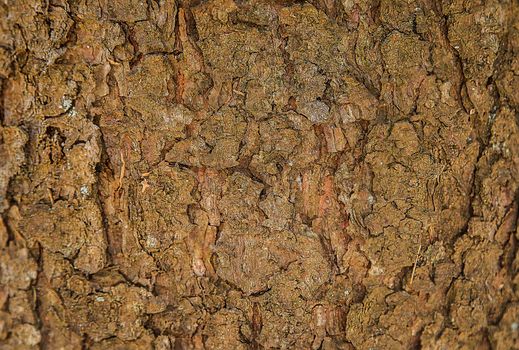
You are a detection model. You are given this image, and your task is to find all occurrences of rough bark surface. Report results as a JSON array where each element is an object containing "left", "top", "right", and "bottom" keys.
[{"left": 1, "top": 0, "right": 519, "bottom": 349}]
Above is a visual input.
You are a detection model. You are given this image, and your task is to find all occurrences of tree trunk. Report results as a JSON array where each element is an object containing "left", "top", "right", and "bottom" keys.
[{"left": 1, "top": 0, "right": 518, "bottom": 349}]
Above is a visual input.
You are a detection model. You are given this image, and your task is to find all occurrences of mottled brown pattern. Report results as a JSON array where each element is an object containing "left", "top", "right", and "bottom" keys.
[{"left": 0, "top": 0, "right": 518, "bottom": 349}]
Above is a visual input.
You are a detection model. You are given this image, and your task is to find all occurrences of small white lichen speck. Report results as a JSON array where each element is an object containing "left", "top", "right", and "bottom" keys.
[
  {"left": 146, "top": 235, "right": 158, "bottom": 248},
  {"left": 61, "top": 98, "right": 72, "bottom": 110},
  {"left": 80, "top": 185, "right": 89, "bottom": 196}
]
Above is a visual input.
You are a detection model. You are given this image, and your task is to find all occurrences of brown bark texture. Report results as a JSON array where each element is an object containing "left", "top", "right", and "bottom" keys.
[{"left": 1, "top": 0, "right": 519, "bottom": 349}]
